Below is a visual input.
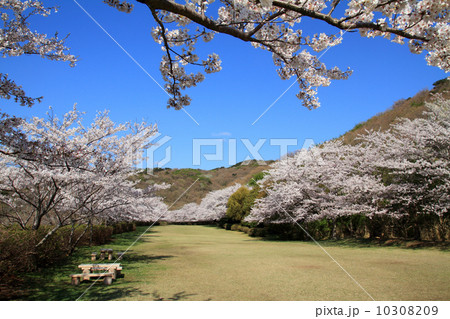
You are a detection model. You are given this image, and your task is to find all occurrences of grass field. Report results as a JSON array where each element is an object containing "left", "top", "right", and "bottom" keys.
[{"left": 16, "top": 225, "right": 450, "bottom": 301}]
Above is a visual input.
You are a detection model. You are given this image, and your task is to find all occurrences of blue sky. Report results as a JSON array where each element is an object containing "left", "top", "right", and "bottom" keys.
[{"left": 1, "top": 0, "right": 447, "bottom": 170}]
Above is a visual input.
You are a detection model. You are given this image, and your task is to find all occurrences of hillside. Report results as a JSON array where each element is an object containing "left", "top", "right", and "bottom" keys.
[
  {"left": 132, "top": 160, "right": 272, "bottom": 210},
  {"left": 340, "top": 78, "right": 449, "bottom": 145},
  {"left": 136, "top": 78, "right": 449, "bottom": 209}
]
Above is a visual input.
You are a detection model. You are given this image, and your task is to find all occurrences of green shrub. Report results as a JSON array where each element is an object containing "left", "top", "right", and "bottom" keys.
[
  {"left": 111, "top": 222, "right": 136, "bottom": 235},
  {"left": 351, "top": 123, "right": 364, "bottom": 131},
  {"left": 227, "top": 187, "right": 251, "bottom": 222},
  {"left": 226, "top": 186, "right": 261, "bottom": 222},
  {"left": 90, "top": 225, "right": 113, "bottom": 245},
  {"left": 249, "top": 227, "right": 266, "bottom": 237},
  {"left": 239, "top": 226, "right": 250, "bottom": 234},
  {"left": 432, "top": 78, "right": 448, "bottom": 88},
  {"left": 0, "top": 226, "right": 37, "bottom": 279},
  {"left": 230, "top": 224, "right": 240, "bottom": 231},
  {"left": 410, "top": 101, "right": 424, "bottom": 107},
  {"left": 265, "top": 223, "right": 306, "bottom": 240},
  {"left": 248, "top": 172, "right": 267, "bottom": 187},
  {"left": 306, "top": 219, "right": 332, "bottom": 239}
]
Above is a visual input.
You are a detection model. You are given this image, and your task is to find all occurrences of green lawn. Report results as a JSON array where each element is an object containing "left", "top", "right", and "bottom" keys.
[{"left": 17, "top": 225, "right": 450, "bottom": 301}]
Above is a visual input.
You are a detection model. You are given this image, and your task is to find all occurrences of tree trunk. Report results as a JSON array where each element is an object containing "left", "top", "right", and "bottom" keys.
[
  {"left": 68, "top": 223, "right": 89, "bottom": 256},
  {"left": 32, "top": 210, "right": 43, "bottom": 230},
  {"left": 89, "top": 219, "right": 93, "bottom": 246},
  {"left": 331, "top": 220, "right": 337, "bottom": 240},
  {"left": 34, "top": 224, "right": 61, "bottom": 249}
]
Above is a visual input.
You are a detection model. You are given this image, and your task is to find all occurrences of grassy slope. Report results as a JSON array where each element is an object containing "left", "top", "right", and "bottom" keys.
[
  {"left": 18, "top": 225, "right": 450, "bottom": 301},
  {"left": 340, "top": 78, "right": 450, "bottom": 145},
  {"left": 131, "top": 160, "right": 272, "bottom": 210}
]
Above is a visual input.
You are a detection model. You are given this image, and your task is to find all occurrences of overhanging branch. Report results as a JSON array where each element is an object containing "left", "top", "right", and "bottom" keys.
[{"left": 136, "top": 0, "right": 430, "bottom": 42}]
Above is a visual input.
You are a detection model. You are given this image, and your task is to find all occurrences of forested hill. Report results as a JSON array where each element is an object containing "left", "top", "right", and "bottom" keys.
[
  {"left": 136, "top": 78, "right": 449, "bottom": 209},
  {"left": 340, "top": 78, "right": 450, "bottom": 145}
]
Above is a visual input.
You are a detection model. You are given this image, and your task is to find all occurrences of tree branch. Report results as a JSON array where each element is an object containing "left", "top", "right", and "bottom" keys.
[{"left": 271, "top": 0, "right": 429, "bottom": 42}]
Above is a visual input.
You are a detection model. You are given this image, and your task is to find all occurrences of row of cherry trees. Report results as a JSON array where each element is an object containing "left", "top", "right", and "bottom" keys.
[
  {"left": 244, "top": 97, "right": 449, "bottom": 238},
  {"left": 162, "top": 184, "right": 241, "bottom": 223},
  {"left": 0, "top": 106, "right": 168, "bottom": 248}
]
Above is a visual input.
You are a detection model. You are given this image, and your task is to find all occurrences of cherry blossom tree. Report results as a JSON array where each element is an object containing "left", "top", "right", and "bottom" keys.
[
  {"left": 102, "top": 182, "right": 170, "bottom": 223},
  {"left": 0, "top": 105, "right": 166, "bottom": 247},
  {"left": 1, "top": 0, "right": 78, "bottom": 171},
  {"left": 359, "top": 96, "right": 450, "bottom": 219},
  {"left": 245, "top": 140, "right": 385, "bottom": 224},
  {"left": 105, "top": 0, "right": 449, "bottom": 110},
  {"left": 163, "top": 184, "right": 241, "bottom": 222},
  {"left": 196, "top": 183, "right": 242, "bottom": 220},
  {"left": 164, "top": 202, "right": 200, "bottom": 222}
]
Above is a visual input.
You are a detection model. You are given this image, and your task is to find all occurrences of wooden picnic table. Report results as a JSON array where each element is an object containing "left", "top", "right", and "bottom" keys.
[
  {"left": 71, "top": 272, "right": 115, "bottom": 285},
  {"left": 71, "top": 263, "right": 123, "bottom": 285},
  {"left": 78, "top": 263, "right": 122, "bottom": 278}
]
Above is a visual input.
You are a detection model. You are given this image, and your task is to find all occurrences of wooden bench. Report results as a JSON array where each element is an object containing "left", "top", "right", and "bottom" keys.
[
  {"left": 116, "top": 252, "right": 124, "bottom": 260},
  {"left": 100, "top": 249, "right": 113, "bottom": 260},
  {"left": 70, "top": 272, "right": 115, "bottom": 285}
]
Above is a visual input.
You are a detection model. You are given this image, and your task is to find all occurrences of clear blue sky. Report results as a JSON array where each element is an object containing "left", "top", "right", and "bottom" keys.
[{"left": 1, "top": 1, "right": 447, "bottom": 170}]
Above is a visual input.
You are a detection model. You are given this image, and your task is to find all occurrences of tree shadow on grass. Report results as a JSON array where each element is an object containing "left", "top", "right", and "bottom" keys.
[
  {"left": 258, "top": 236, "right": 379, "bottom": 247},
  {"left": 150, "top": 290, "right": 197, "bottom": 301},
  {"left": 10, "top": 271, "right": 151, "bottom": 301},
  {"left": 76, "top": 285, "right": 150, "bottom": 301},
  {"left": 26, "top": 285, "right": 198, "bottom": 301},
  {"left": 119, "top": 253, "right": 174, "bottom": 272},
  {"left": 123, "top": 254, "right": 174, "bottom": 264},
  {"left": 257, "top": 236, "right": 450, "bottom": 250},
  {"left": 306, "top": 238, "right": 449, "bottom": 250},
  {"left": 30, "top": 283, "right": 149, "bottom": 301},
  {"left": 110, "top": 228, "right": 159, "bottom": 246}
]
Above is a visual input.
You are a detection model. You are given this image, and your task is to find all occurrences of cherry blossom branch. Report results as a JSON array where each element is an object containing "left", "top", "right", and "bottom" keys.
[
  {"left": 0, "top": 0, "right": 77, "bottom": 107},
  {"left": 0, "top": 74, "right": 42, "bottom": 107},
  {"left": 104, "top": 0, "right": 448, "bottom": 110}
]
